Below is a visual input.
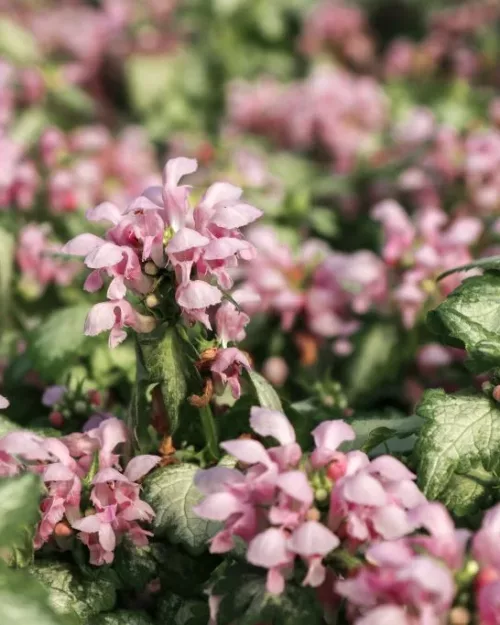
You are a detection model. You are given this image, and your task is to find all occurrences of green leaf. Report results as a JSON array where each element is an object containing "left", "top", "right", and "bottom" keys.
[
  {"left": 344, "top": 322, "right": 403, "bottom": 405},
  {"left": 415, "top": 389, "right": 500, "bottom": 515},
  {"left": 11, "top": 108, "right": 48, "bottom": 146},
  {"left": 0, "top": 563, "right": 72, "bottom": 625},
  {"left": 427, "top": 273, "right": 500, "bottom": 373},
  {"left": 88, "top": 611, "right": 154, "bottom": 625},
  {"left": 113, "top": 543, "right": 158, "bottom": 592},
  {"left": 0, "top": 474, "right": 41, "bottom": 549},
  {"left": 247, "top": 370, "right": 283, "bottom": 411},
  {"left": 0, "top": 227, "right": 14, "bottom": 330},
  {"left": 152, "top": 544, "right": 217, "bottom": 599},
  {"left": 28, "top": 305, "right": 93, "bottom": 379},
  {"left": 212, "top": 561, "right": 323, "bottom": 625},
  {"left": 0, "top": 415, "right": 19, "bottom": 436},
  {"left": 137, "top": 325, "right": 190, "bottom": 435},
  {"left": 346, "top": 412, "right": 422, "bottom": 456},
  {"left": 29, "top": 562, "right": 116, "bottom": 622},
  {"left": 156, "top": 595, "right": 209, "bottom": 625},
  {"left": 0, "top": 18, "right": 39, "bottom": 64},
  {"left": 143, "top": 464, "right": 217, "bottom": 555},
  {"left": 437, "top": 255, "right": 500, "bottom": 280}
]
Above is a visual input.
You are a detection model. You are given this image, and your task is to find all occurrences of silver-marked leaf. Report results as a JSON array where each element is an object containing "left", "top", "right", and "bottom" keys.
[
  {"left": 247, "top": 370, "right": 283, "bottom": 411},
  {"left": 143, "top": 464, "right": 217, "bottom": 555},
  {"left": 29, "top": 562, "right": 116, "bottom": 621},
  {"left": 415, "top": 389, "right": 500, "bottom": 515}
]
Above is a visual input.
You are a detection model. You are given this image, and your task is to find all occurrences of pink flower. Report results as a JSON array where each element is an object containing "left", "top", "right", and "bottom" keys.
[
  {"left": 210, "top": 348, "right": 251, "bottom": 399},
  {"left": 195, "top": 408, "right": 345, "bottom": 593},
  {"left": 0, "top": 395, "right": 9, "bottom": 410},
  {"left": 329, "top": 452, "right": 426, "bottom": 543},
  {"left": 215, "top": 301, "right": 250, "bottom": 347},
  {"left": 17, "top": 224, "right": 79, "bottom": 296},
  {"left": 84, "top": 300, "right": 156, "bottom": 347}
]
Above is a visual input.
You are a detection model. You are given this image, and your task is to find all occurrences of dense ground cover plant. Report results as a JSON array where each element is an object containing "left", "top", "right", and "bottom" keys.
[{"left": 3, "top": 0, "right": 500, "bottom": 623}]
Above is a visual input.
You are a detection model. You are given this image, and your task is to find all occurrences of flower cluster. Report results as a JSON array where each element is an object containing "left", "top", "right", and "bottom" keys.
[
  {"left": 16, "top": 224, "right": 80, "bottom": 297},
  {"left": 227, "top": 66, "right": 387, "bottom": 173},
  {"left": 0, "top": 415, "right": 159, "bottom": 565},
  {"left": 336, "top": 503, "right": 465, "bottom": 625},
  {"left": 64, "top": 157, "right": 262, "bottom": 398},
  {"left": 372, "top": 200, "right": 483, "bottom": 328},
  {"left": 240, "top": 225, "right": 386, "bottom": 356},
  {"left": 195, "top": 407, "right": 426, "bottom": 595}
]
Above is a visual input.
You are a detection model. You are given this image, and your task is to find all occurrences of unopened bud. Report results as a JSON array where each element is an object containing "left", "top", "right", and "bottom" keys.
[
  {"left": 449, "top": 607, "right": 470, "bottom": 625},
  {"left": 306, "top": 507, "right": 321, "bottom": 522},
  {"left": 49, "top": 411, "right": 64, "bottom": 428},
  {"left": 136, "top": 313, "right": 157, "bottom": 334},
  {"left": 87, "top": 390, "right": 101, "bottom": 406},
  {"left": 74, "top": 400, "right": 87, "bottom": 414},
  {"left": 54, "top": 521, "right": 73, "bottom": 538},
  {"left": 145, "top": 293, "right": 159, "bottom": 309},
  {"left": 144, "top": 261, "right": 159, "bottom": 276},
  {"left": 326, "top": 452, "right": 348, "bottom": 482},
  {"left": 493, "top": 385, "right": 500, "bottom": 402},
  {"left": 262, "top": 357, "right": 289, "bottom": 386},
  {"left": 315, "top": 488, "right": 328, "bottom": 502}
]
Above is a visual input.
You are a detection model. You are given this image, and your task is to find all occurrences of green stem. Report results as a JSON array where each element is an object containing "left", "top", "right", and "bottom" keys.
[{"left": 200, "top": 404, "right": 220, "bottom": 463}]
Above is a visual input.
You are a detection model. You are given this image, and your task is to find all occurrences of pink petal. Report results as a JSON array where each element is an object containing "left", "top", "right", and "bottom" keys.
[
  {"left": 288, "top": 521, "right": 339, "bottom": 557},
  {"left": 194, "top": 466, "right": 245, "bottom": 494},
  {"left": 128, "top": 187, "right": 163, "bottom": 212},
  {"left": 220, "top": 439, "right": 272, "bottom": 467},
  {"left": 247, "top": 528, "right": 290, "bottom": 568},
  {"left": 366, "top": 541, "right": 414, "bottom": 567},
  {"left": 312, "top": 420, "right": 356, "bottom": 454},
  {"left": 84, "top": 303, "right": 117, "bottom": 336},
  {"left": 164, "top": 157, "right": 197, "bottom": 187},
  {"left": 202, "top": 182, "right": 242, "bottom": 209},
  {"left": 249, "top": 407, "right": 296, "bottom": 446},
  {"left": 86, "top": 202, "right": 123, "bottom": 225},
  {"left": 84, "top": 270, "right": 104, "bottom": 293},
  {"left": 92, "top": 467, "right": 129, "bottom": 484},
  {"left": 203, "top": 238, "right": 251, "bottom": 260},
  {"left": 193, "top": 492, "right": 243, "bottom": 521},
  {"left": 85, "top": 242, "right": 124, "bottom": 269},
  {"left": 342, "top": 473, "right": 387, "bottom": 506},
  {"left": 0, "top": 395, "right": 8, "bottom": 409},
  {"left": 99, "top": 522, "right": 116, "bottom": 552},
  {"left": 166, "top": 228, "right": 209, "bottom": 253},
  {"left": 212, "top": 203, "right": 263, "bottom": 229},
  {"left": 372, "top": 505, "right": 414, "bottom": 539},
  {"left": 176, "top": 280, "right": 222, "bottom": 310},
  {"left": 368, "top": 455, "right": 415, "bottom": 481},
  {"left": 357, "top": 605, "right": 408, "bottom": 625},
  {"left": 276, "top": 471, "right": 313, "bottom": 505},
  {"left": 107, "top": 276, "right": 127, "bottom": 300},
  {"left": 409, "top": 502, "right": 454, "bottom": 537},
  {"left": 63, "top": 233, "right": 103, "bottom": 256},
  {"left": 43, "top": 463, "right": 75, "bottom": 482},
  {"left": 124, "top": 455, "right": 160, "bottom": 482},
  {"left": 72, "top": 514, "right": 101, "bottom": 532},
  {"left": 267, "top": 568, "right": 285, "bottom": 595}
]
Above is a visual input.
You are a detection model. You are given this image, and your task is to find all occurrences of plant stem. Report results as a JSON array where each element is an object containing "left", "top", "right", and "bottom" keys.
[{"left": 200, "top": 404, "right": 220, "bottom": 463}]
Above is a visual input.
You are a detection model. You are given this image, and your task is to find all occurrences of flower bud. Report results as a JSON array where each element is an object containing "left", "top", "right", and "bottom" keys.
[
  {"left": 306, "top": 507, "right": 321, "bottom": 522},
  {"left": 144, "top": 261, "right": 159, "bottom": 276},
  {"left": 87, "top": 390, "right": 101, "bottom": 406},
  {"left": 49, "top": 411, "right": 64, "bottom": 428},
  {"left": 54, "top": 521, "right": 73, "bottom": 538},
  {"left": 493, "top": 385, "right": 500, "bottom": 403},
  {"left": 326, "top": 452, "right": 348, "bottom": 482},
  {"left": 145, "top": 293, "right": 159, "bottom": 309},
  {"left": 315, "top": 488, "right": 329, "bottom": 502},
  {"left": 449, "top": 607, "right": 470, "bottom": 625},
  {"left": 74, "top": 400, "right": 87, "bottom": 414},
  {"left": 262, "top": 357, "right": 289, "bottom": 386},
  {"left": 136, "top": 313, "right": 157, "bottom": 334}
]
